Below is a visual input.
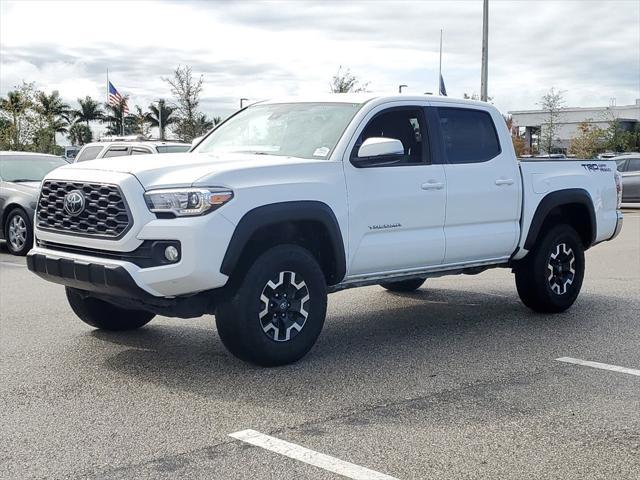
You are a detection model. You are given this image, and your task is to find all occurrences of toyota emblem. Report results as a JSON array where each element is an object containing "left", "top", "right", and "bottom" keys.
[{"left": 63, "top": 190, "right": 86, "bottom": 216}]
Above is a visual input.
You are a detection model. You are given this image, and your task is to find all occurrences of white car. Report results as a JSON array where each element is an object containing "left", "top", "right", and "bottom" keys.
[
  {"left": 74, "top": 141, "right": 191, "bottom": 162},
  {"left": 27, "top": 94, "right": 623, "bottom": 366}
]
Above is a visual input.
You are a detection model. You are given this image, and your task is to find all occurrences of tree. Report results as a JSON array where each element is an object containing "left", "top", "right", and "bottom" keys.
[
  {"left": 193, "top": 113, "right": 214, "bottom": 137},
  {"left": 130, "top": 106, "right": 151, "bottom": 136},
  {"left": 463, "top": 92, "right": 494, "bottom": 102},
  {"left": 569, "top": 121, "right": 607, "bottom": 159},
  {"left": 538, "top": 87, "right": 565, "bottom": 154},
  {"left": 68, "top": 122, "right": 93, "bottom": 145},
  {"left": 164, "top": 65, "right": 205, "bottom": 141},
  {"left": 102, "top": 96, "right": 130, "bottom": 135},
  {"left": 33, "top": 90, "right": 71, "bottom": 152},
  {"left": 330, "top": 66, "right": 369, "bottom": 93},
  {"left": 147, "top": 99, "right": 177, "bottom": 140},
  {"left": 504, "top": 115, "right": 526, "bottom": 156},
  {"left": 73, "top": 96, "right": 103, "bottom": 126},
  {"left": 0, "top": 83, "right": 37, "bottom": 150}
]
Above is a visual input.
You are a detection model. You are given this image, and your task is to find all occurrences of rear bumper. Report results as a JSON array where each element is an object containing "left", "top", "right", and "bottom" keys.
[{"left": 610, "top": 210, "right": 623, "bottom": 240}]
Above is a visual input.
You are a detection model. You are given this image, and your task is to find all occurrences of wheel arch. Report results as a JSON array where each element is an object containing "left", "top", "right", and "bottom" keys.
[
  {"left": 220, "top": 201, "right": 346, "bottom": 285},
  {"left": 524, "top": 188, "right": 596, "bottom": 251}
]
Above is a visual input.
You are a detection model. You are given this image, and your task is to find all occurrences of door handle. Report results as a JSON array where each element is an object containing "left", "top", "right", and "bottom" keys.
[
  {"left": 495, "top": 178, "right": 514, "bottom": 186},
  {"left": 421, "top": 180, "right": 445, "bottom": 190}
]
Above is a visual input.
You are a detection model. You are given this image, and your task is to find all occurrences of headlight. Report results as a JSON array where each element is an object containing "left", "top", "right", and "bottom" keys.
[{"left": 144, "top": 188, "right": 233, "bottom": 217}]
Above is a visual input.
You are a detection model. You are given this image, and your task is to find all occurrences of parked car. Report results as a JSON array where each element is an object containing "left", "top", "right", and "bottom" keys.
[
  {"left": 27, "top": 95, "right": 623, "bottom": 366},
  {"left": 74, "top": 141, "right": 191, "bottom": 162},
  {"left": 0, "top": 152, "right": 67, "bottom": 255},
  {"left": 613, "top": 154, "right": 640, "bottom": 203}
]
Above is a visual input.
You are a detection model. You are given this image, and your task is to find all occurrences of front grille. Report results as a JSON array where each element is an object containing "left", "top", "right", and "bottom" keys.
[{"left": 37, "top": 181, "right": 132, "bottom": 239}]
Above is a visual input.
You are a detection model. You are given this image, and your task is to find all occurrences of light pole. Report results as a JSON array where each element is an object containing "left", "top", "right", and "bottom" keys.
[
  {"left": 240, "top": 98, "right": 249, "bottom": 109},
  {"left": 398, "top": 85, "right": 408, "bottom": 94},
  {"left": 480, "top": 0, "right": 489, "bottom": 101}
]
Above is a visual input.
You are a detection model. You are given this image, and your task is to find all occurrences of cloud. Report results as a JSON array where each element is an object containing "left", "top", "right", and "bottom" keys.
[{"left": 1, "top": 0, "right": 638, "bottom": 121}]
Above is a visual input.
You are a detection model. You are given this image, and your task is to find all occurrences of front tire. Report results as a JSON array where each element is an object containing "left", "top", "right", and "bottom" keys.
[
  {"left": 215, "top": 245, "right": 327, "bottom": 366},
  {"left": 66, "top": 287, "right": 155, "bottom": 330},
  {"left": 515, "top": 224, "right": 585, "bottom": 313},
  {"left": 380, "top": 278, "right": 426, "bottom": 292},
  {"left": 4, "top": 208, "right": 32, "bottom": 256}
]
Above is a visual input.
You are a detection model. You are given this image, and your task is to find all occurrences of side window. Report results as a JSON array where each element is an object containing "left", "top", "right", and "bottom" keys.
[
  {"left": 437, "top": 107, "right": 501, "bottom": 164},
  {"left": 626, "top": 159, "right": 640, "bottom": 172},
  {"left": 616, "top": 160, "right": 627, "bottom": 171},
  {"left": 75, "top": 146, "right": 103, "bottom": 162},
  {"left": 131, "top": 148, "right": 152, "bottom": 155},
  {"left": 102, "top": 147, "right": 129, "bottom": 158},
  {"left": 352, "top": 108, "right": 429, "bottom": 165}
]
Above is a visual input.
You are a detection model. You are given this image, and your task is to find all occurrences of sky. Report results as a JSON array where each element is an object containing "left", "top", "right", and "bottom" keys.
[{"left": 1, "top": 0, "right": 639, "bottom": 123}]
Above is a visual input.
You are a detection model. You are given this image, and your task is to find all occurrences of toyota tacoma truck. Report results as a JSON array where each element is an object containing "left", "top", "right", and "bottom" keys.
[{"left": 27, "top": 95, "right": 624, "bottom": 366}]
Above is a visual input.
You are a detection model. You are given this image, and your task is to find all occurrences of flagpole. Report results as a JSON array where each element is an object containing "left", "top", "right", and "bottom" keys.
[{"left": 438, "top": 29, "right": 443, "bottom": 96}]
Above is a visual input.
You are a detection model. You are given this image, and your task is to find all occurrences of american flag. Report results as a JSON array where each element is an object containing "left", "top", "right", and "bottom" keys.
[{"left": 108, "top": 81, "right": 129, "bottom": 114}]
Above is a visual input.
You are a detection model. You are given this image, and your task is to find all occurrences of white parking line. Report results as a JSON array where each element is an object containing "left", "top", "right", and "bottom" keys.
[
  {"left": 229, "top": 429, "right": 399, "bottom": 480},
  {"left": 0, "top": 261, "right": 25, "bottom": 268},
  {"left": 556, "top": 357, "right": 640, "bottom": 377}
]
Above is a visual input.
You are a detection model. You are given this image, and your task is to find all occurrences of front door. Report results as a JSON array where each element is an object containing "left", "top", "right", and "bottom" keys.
[{"left": 344, "top": 103, "right": 447, "bottom": 277}]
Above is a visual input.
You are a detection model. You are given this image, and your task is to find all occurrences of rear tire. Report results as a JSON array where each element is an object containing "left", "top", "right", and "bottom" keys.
[
  {"left": 66, "top": 287, "right": 155, "bottom": 330},
  {"left": 380, "top": 278, "right": 426, "bottom": 292},
  {"left": 215, "top": 245, "right": 327, "bottom": 366},
  {"left": 515, "top": 224, "right": 585, "bottom": 313}
]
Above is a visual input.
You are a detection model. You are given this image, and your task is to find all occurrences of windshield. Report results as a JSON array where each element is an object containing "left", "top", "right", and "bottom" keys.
[
  {"left": 0, "top": 155, "right": 67, "bottom": 182},
  {"left": 195, "top": 102, "right": 362, "bottom": 160}
]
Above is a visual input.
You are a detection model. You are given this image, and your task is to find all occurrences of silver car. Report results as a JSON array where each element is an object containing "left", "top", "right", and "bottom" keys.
[{"left": 614, "top": 155, "right": 640, "bottom": 204}]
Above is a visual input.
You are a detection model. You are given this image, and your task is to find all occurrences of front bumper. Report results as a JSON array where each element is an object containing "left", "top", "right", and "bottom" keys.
[
  {"left": 31, "top": 170, "right": 238, "bottom": 298},
  {"left": 27, "top": 253, "right": 161, "bottom": 303}
]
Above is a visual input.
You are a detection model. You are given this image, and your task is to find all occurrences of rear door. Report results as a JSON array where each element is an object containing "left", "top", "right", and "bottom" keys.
[{"left": 431, "top": 104, "right": 521, "bottom": 264}]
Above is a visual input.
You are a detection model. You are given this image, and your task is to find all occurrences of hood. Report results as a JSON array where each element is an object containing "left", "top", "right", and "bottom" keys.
[
  {"left": 7, "top": 181, "right": 41, "bottom": 194},
  {"left": 58, "top": 152, "right": 323, "bottom": 189}
]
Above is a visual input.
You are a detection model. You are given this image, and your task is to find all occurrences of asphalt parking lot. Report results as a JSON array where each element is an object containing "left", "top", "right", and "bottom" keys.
[{"left": 1, "top": 213, "right": 638, "bottom": 480}]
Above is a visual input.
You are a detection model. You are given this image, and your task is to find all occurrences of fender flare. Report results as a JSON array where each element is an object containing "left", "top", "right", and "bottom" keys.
[
  {"left": 524, "top": 188, "right": 596, "bottom": 250},
  {"left": 220, "top": 201, "right": 346, "bottom": 284}
]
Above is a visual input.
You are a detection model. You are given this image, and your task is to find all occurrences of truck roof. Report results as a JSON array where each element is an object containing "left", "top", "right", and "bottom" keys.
[{"left": 258, "top": 93, "right": 490, "bottom": 108}]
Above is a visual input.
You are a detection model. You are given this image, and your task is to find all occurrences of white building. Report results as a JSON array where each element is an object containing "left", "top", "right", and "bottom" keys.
[{"left": 509, "top": 100, "right": 640, "bottom": 154}]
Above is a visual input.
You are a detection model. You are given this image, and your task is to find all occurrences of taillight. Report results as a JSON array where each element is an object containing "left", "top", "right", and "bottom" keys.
[{"left": 615, "top": 171, "right": 623, "bottom": 209}]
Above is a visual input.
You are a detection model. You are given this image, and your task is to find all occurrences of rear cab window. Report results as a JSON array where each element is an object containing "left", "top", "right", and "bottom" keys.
[
  {"left": 156, "top": 145, "right": 191, "bottom": 154},
  {"left": 436, "top": 107, "right": 501, "bottom": 163},
  {"left": 75, "top": 146, "right": 104, "bottom": 162},
  {"left": 131, "top": 148, "right": 153, "bottom": 155},
  {"left": 102, "top": 146, "right": 130, "bottom": 158}
]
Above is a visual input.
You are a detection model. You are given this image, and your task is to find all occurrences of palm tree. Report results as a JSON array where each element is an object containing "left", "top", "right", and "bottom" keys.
[
  {"left": 34, "top": 90, "right": 70, "bottom": 149},
  {"left": 68, "top": 123, "right": 93, "bottom": 145},
  {"left": 130, "top": 106, "right": 151, "bottom": 136},
  {"left": 73, "top": 96, "right": 103, "bottom": 126},
  {"left": 102, "top": 96, "right": 130, "bottom": 135},
  {"left": 147, "top": 99, "right": 177, "bottom": 140}
]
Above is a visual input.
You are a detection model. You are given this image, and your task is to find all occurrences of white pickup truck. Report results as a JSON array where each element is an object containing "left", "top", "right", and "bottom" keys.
[{"left": 27, "top": 95, "right": 624, "bottom": 366}]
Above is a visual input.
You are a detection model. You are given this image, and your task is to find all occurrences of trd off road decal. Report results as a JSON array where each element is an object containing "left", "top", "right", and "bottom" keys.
[{"left": 581, "top": 163, "right": 612, "bottom": 173}]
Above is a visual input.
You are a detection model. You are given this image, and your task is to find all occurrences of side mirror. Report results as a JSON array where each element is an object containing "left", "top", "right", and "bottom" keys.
[{"left": 353, "top": 137, "right": 404, "bottom": 167}]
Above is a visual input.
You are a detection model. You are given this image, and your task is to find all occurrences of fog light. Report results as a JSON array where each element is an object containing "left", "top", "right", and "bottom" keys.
[{"left": 164, "top": 245, "right": 179, "bottom": 262}]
